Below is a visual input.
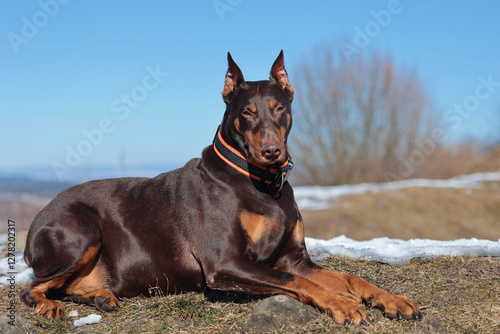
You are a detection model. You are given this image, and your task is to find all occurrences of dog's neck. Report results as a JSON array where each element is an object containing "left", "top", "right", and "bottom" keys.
[{"left": 212, "top": 128, "right": 293, "bottom": 195}]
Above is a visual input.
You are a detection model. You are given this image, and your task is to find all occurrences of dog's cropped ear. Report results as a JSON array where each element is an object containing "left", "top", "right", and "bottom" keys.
[
  {"left": 222, "top": 52, "right": 246, "bottom": 104},
  {"left": 270, "top": 50, "right": 294, "bottom": 101}
]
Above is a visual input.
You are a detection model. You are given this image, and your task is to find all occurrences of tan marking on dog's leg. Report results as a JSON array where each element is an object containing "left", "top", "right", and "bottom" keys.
[
  {"left": 65, "top": 261, "right": 106, "bottom": 295},
  {"left": 31, "top": 288, "right": 65, "bottom": 319},
  {"left": 305, "top": 269, "right": 421, "bottom": 319},
  {"left": 280, "top": 275, "right": 368, "bottom": 325},
  {"left": 28, "top": 246, "right": 101, "bottom": 318}
]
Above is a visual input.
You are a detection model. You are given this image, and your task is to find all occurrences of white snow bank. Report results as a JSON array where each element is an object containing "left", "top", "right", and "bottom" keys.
[
  {"left": 74, "top": 314, "right": 102, "bottom": 327},
  {"left": 305, "top": 235, "right": 500, "bottom": 265},
  {"left": 294, "top": 172, "right": 500, "bottom": 210},
  {"left": 0, "top": 251, "right": 34, "bottom": 287},
  {"left": 0, "top": 237, "right": 498, "bottom": 287}
]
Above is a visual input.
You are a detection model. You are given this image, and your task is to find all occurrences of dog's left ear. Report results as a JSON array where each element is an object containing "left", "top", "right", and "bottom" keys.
[{"left": 270, "top": 50, "right": 294, "bottom": 101}]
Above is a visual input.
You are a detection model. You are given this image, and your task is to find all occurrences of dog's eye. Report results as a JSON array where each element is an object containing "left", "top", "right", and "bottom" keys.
[
  {"left": 276, "top": 106, "right": 285, "bottom": 113},
  {"left": 241, "top": 110, "right": 253, "bottom": 117}
]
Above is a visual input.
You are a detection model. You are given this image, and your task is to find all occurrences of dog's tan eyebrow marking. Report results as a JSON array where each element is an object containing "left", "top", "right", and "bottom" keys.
[
  {"left": 248, "top": 104, "right": 257, "bottom": 112},
  {"left": 269, "top": 99, "right": 277, "bottom": 109},
  {"left": 234, "top": 117, "right": 240, "bottom": 131}
]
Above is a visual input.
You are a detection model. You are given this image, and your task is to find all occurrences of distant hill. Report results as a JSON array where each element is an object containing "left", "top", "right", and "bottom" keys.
[
  {"left": 0, "top": 162, "right": 182, "bottom": 195},
  {"left": 0, "top": 176, "right": 74, "bottom": 198},
  {"left": 0, "top": 163, "right": 182, "bottom": 232},
  {"left": 0, "top": 177, "right": 73, "bottom": 232}
]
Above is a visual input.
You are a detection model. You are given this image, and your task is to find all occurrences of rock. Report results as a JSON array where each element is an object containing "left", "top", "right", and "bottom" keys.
[
  {"left": 242, "top": 295, "right": 319, "bottom": 333},
  {"left": 0, "top": 313, "right": 36, "bottom": 334},
  {"left": 122, "top": 322, "right": 145, "bottom": 333},
  {"left": 427, "top": 318, "right": 447, "bottom": 333}
]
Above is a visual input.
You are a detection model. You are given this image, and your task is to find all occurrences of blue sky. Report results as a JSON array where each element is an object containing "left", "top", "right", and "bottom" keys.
[{"left": 1, "top": 1, "right": 499, "bottom": 182}]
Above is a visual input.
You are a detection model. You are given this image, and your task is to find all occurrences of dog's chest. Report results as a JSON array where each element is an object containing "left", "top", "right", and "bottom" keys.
[{"left": 239, "top": 209, "right": 295, "bottom": 261}]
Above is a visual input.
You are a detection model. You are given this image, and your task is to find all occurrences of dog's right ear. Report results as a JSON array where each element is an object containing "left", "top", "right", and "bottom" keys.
[{"left": 222, "top": 52, "right": 246, "bottom": 104}]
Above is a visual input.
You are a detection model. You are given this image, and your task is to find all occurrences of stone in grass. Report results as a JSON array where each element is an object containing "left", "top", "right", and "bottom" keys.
[
  {"left": 243, "top": 295, "right": 319, "bottom": 333},
  {"left": 0, "top": 313, "right": 37, "bottom": 334}
]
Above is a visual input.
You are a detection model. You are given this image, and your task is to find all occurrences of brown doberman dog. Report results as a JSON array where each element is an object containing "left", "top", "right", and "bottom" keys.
[{"left": 21, "top": 51, "right": 421, "bottom": 326}]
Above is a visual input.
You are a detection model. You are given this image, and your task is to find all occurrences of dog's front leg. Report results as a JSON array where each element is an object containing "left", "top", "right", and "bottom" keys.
[
  {"left": 302, "top": 266, "right": 422, "bottom": 320},
  {"left": 277, "top": 220, "right": 422, "bottom": 321},
  {"left": 204, "top": 259, "right": 369, "bottom": 325}
]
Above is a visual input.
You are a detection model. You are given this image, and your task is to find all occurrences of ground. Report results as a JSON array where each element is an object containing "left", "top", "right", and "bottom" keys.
[
  {"left": 1, "top": 256, "right": 498, "bottom": 333},
  {"left": 302, "top": 182, "right": 500, "bottom": 241}
]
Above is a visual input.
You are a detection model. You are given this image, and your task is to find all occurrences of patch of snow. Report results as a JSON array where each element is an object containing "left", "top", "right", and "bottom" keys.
[
  {"left": 305, "top": 235, "right": 500, "bottom": 265},
  {"left": 0, "top": 251, "right": 34, "bottom": 288},
  {"left": 68, "top": 310, "right": 79, "bottom": 317},
  {"left": 0, "top": 235, "right": 6, "bottom": 253},
  {"left": 74, "top": 314, "right": 102, "bottom": 327}
]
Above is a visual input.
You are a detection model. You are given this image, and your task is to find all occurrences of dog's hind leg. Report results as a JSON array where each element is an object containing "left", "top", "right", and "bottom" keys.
[
  {"left": 21, "top": 208, "right": 118, "bottom": 318},
  {"left": 21, "top": 244, "right": 103, "bottom": 318}
]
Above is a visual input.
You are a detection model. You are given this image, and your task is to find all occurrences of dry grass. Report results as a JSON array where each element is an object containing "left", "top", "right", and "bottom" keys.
[
  {"left": 302, "top": 182, "right": 500, "bottom": 241},
  {"left": 470, "top": 145, "right": 500, "bottom": 173},
  {"left": 2, "top": 256, "right": 499, "bottom": 333},
  {"left": 414, "top": 141, "right": 486, "bottom": 180},
  {"left": 0, "top": 201, "right": 44, "bottom": 233}
]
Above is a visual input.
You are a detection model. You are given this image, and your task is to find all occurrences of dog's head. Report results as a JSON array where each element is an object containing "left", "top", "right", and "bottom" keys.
[{"left": 221, "top": 50, "right": 294, "bottom": 167}]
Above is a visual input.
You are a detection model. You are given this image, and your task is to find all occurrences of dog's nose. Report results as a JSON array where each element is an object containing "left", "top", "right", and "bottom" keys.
[{"left": 262, "top": 142, "right": 282, "bottom": 160}]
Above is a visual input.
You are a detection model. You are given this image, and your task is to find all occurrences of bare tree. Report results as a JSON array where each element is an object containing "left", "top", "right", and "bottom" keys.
[{"left": 290, "top": 47, "right": 436, "bottom": 185}]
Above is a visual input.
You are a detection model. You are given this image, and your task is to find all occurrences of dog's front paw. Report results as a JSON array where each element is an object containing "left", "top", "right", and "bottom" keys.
[
  {"left": 326, "top": 296, "right": 370, "bottom": 327},
  {"left": 35, "top": 299, "right": 65, "bottom": 319},
  {"left": 371, "top": 293, "right": 422, "bottom": 320}
]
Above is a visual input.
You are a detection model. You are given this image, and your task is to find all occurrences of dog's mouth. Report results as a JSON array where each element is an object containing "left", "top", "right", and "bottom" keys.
[{"left": 245, "top": 142, "right": 287, "bottom": 167}]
